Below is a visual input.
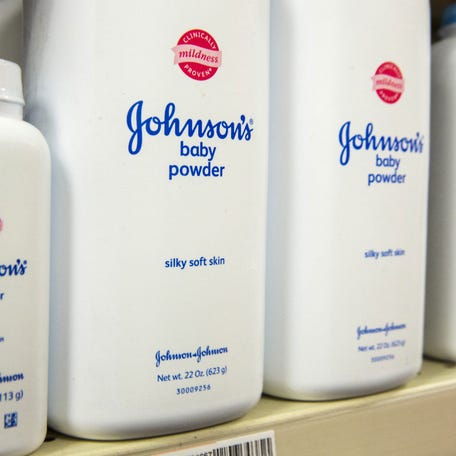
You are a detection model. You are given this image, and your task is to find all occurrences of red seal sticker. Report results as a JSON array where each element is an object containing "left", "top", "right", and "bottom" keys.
[
  {"left": 172, "top": 29, "right": 222, "bottom": 81},
  {"left": 372, "top": 62, "right": 404, "bottom": 104}
]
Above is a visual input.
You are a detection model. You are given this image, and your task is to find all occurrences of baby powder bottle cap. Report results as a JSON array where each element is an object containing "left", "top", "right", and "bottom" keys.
[
  {"left": 0, "top": 59, "right": 25, "bottom": 118},
  {"left": 439, "top": 3, "right": 456, "bottom": 39}
]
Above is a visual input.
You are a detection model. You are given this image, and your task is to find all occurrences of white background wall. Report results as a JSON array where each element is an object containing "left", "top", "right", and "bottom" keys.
[{"left": 0, "top": 0, "right": 22, "bottom": 64}]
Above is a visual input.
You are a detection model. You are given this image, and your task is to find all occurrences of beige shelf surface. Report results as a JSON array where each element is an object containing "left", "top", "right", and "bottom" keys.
[{"left": 34, "top": 358, "right": 456, "bottom": 456}]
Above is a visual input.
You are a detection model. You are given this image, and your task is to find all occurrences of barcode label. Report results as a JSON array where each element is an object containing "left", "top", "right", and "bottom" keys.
[{"left": 159, "top": 431, "right": 276, "bottom": 456}]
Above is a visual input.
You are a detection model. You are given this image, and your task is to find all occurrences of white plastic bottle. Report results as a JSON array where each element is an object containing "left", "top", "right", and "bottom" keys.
[
  {"left": 23, "top": 1, "right": 269, "bottom": 439},
  {"left": 0, "top": 60, "right": 50, "bottom": 456},
  {"left": 425, "top": 3, "right": 456, "bottom": 362},
  {"left": 265, "top": 0, "right": 430, "bottom": 400}
]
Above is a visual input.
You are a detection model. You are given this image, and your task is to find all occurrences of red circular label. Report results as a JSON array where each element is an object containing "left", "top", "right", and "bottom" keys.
[
  {"left": 372, "top": 62, "right": 404, "bottom": 104},
  {"left": 172, "top": 29, "right": 222, "bottom": 81}
]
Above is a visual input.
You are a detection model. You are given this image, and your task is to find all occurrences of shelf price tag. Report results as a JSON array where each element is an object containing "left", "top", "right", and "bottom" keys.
[{"left": 158, "top": 430, "right": 276, "bottom": 456}]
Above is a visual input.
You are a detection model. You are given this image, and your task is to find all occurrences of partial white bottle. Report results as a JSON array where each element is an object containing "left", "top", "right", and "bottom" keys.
[
  {"left": 23, "top": 0, "right": 269, "bottom": 439},
  {"left": 0, "top": 60, "right": 50, "bottom": 456},
  {"left": 425, "top": 3, "right": 456, "bottom": 362},
  {"left": 265, "top": 0, "right": 430, "bottom": 400}
]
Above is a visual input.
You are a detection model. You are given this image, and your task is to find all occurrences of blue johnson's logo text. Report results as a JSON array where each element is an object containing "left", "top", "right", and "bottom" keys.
[
  {"left": 155, "top": 345, "right": 228, "bottom": 368},
  {"left": 127, "top": 101, "right": 253, "bottom": 155},
  {"left": 338, "top": 121, "right": 424, "bottom": 166},
  {"left": 0, "top": 259, "right": 27, "bottom": 277},
  {"left": 357, "top": 323, "right": 406, "bottom": 340},
  {"left": 338, "top": 121, "right": 425, "bottom": 187}
]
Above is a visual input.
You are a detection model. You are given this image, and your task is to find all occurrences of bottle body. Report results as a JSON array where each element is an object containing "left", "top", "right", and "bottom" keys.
[
  {"left": 265, "top": 0, "right": 430, "bottom": 400},
  {"left": 425, "top": 28, "right": 456, "bottom": 361},
  {"left": 24, "top": 0, "right": 269, "bottom": 439},
  {"left": 0, "top": 118, "right": 50, "bottom": 456}
]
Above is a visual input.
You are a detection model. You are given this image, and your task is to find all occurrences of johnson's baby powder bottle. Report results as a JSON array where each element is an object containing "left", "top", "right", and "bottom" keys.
[
  {"left": 265, "top": 0, "right": 430, "bottom": 400},
  {"left": 23, "top": 0, "right": 269, "bottom": 439},
  {"left": 0, "top": 59, "right": 50, "bottom": 456},
  {"left": 425, "top": 3, "right": 456, "bottom": 361}
]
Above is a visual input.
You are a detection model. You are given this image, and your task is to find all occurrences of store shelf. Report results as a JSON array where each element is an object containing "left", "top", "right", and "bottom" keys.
[
  {"left": 20, "top": 1, "right": 456, "bottom": 455},
  {"left": 34, "top": 358, "right": 456, "bottom": 456}
]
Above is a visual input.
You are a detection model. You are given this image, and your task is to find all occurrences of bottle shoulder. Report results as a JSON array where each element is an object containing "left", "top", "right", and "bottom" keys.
[
  {"left": 0, "top": 117, "right": 50, "bottom": 169},
  {"left": 0, "top": 117, "right": 50, "bottom": 151}
]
